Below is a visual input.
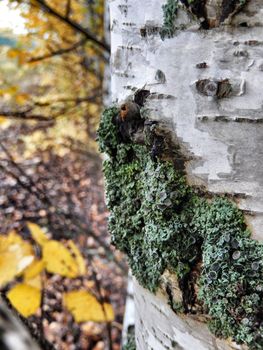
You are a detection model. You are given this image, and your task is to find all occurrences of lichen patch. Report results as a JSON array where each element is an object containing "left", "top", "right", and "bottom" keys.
[{"left": 98, "top": 104, "right": 263, "bottom": 349}]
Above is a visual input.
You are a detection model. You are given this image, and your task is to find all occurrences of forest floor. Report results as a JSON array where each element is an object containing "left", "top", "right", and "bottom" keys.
[{"left": 0, "top": 138, "right": 128, "bottom": 350}]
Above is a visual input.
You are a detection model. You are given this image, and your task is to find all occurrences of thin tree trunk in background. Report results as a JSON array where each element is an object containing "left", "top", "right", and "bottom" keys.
[
  {"left": 0, "top": 299, "right": 41, "bottom": 350},
  {"left": 108, "top": 0, "right": 263, "bottom": 349}
]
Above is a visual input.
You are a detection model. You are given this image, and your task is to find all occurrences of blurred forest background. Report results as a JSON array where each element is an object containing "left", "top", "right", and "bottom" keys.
[{"left": 0, "top": 1, "right": 127, "bottom": 349}]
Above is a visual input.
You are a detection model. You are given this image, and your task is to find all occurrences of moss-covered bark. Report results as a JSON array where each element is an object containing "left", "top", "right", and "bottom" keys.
[{"left": 98, "top": 105, "right": 263, "bottom": 349}]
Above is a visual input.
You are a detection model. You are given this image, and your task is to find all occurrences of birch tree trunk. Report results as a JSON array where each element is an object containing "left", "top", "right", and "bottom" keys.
[{"left": 107, "top": 1, "right": 263, "bottom": 349}]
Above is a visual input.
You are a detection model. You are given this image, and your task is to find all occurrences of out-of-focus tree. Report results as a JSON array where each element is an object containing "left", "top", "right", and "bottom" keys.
[
  {"left": 0, "top": 3, "right": 128, "bottom": 349},
  {"left": 1, "top": 0, "right": 109, "bottom": 156},
  {"left": 0, "top": 0, "right": 113, "bottom": 242}
]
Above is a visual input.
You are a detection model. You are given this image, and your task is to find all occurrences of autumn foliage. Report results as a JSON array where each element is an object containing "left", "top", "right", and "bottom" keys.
[
  {"left": 0, "top": 1, "right": 127, "bottom": 349},
  {"left": 1, "top": 223, "right": 114, "bottom": 322}
]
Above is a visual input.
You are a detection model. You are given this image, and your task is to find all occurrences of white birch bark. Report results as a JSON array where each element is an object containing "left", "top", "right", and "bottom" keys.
[{"left": 108, "top": 1, "right": 263, "bottom": 349}]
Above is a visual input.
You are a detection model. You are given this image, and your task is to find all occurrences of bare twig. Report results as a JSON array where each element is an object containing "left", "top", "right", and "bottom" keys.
[
  {"left": 0, "top": 109, "right": 55, "bottom": 122},
  {"left": 0, "top": 93, "right": 100, "bottom": 122},
  {"left": 87, "top": 259, "right": 114, "bottom": 350},
  {"left": 28, "top": 38, "right": 87, "bottom": 63},
  {"left": 33, "top": 94, "right": 100, "bottom": 107},
  {"left": 65, "top": 0, "right": 71, "bottom": 18},
  {"left": 30, "top": 0, "right": 110, "bottom": 53}
]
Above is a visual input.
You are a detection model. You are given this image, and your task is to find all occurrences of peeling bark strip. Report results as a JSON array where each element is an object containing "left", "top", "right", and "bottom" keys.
[
  {"left": 109, "top": 0, "right": 263, "bottom": 348},
  {"left": 196, "top": 79, "right": 232, "bottom": 98}
]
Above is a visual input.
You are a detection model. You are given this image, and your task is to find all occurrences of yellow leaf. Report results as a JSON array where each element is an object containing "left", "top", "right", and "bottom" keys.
[
  {"left": 68, "top": 240, "right": 86, "bottom": 275},
  {"left": 63, "top": 290, "right": 114, "bottom": 323},
  {"left": 23, "top": 259, "right": 44, "bottom": 290},
  {"left": 18, "top": 52, "right": 29, "bottom": 65},
  {"left": 7, "top": 48, "right": 20, "bottom": 58},
  {"left": 23, "top": 259, "right": 45, "bottom": 280},
  {"left": 7, "top": 86, "right": 18, "bottom": 95},
  {"left": 15, "top": 93, "right": 30, "bottom": 105},
  {"left": 0, "top": 116, "right": 7, "bottom": 125},
  {"left": 0, "top": 86, "right": 18, "bottom": 96},
  {"left": 7, "top": 49, "right": 28, "bottom": 64},
  {"left": 0, "top": 231, "right": 34, "bottom": 287},
  {"left": 43, "top": 240, "right": 79, "bottom": 278},
  {"left": 7, "top": 284, "right": 41, "bottom": 317},
  {"left": 27, "top": 222, "right": 49, "bottom": 246},
  {"left": 24, "top": 275, "right": 42, "bottom": 289}
]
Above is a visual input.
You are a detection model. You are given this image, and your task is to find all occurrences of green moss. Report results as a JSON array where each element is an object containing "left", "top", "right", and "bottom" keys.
[{"left": 98, "top": 106, "right": 263, "bottom": 349}]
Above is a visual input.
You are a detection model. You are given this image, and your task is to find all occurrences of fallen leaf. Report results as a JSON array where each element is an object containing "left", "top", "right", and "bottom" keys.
[
  {"left": 63, "top": 290, "right": 114, "bottom": 323},
  {"left": 0, "top": 231, "right": 34, "bottom": 287},
  {"left": 7, "top": 284, "right": 41, "bottom": 317},
  {"left": 43, "top": 240, "right": 79, "bottom": 278},
  {"left": 27, "top": 222, "right": 49, "bottom": 246},
  {"left": 24, "top": 275, "right": 42, "bottom": 289},
  {"left": 68, "top": 240, "right": 86, "bottom": 275},
  {"left": 23, "top": 259, "right": 45, "bottom": 280}
]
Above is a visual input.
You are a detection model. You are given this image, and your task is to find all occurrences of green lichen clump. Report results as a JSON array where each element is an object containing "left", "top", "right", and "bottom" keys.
[
  {"left": 122, "top": 331, "right": 136, "bottom": 350},
  {"left": 123, "top": 338, "right": 136, "bottom": 350},
  {"left": 160, "top": 0, "right": 250, "bottom": 37},
  {"left": 98, "top": 107, "right": 196, "bottom": 292},
  {"left": 160, "top": 0, "right": 179, "bottom": 39},
  {"left": 160, "top": 0, "right": 208, "bottom": 38},
  {"left": 98, "top": 107, "right": 263, "bottom": 349},
  {"left": 195, "top": 200, "right": 263, "bottom": 348}
]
